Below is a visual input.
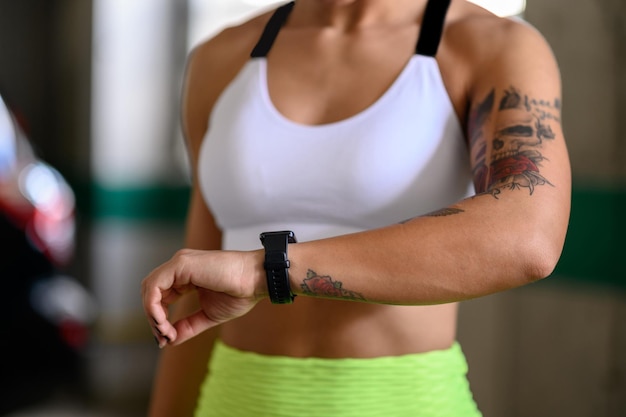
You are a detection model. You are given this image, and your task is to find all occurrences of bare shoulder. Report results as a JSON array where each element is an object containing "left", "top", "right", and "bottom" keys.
[
  {"left": 446, "top": 2, "right": 555, "bottom": 60},
  {"left": 182, "top": 11, "right": 272, "bottom": 158},
  {"left": 187, "top": 11, "right": 271, "bottom": 80},
  {"left": 444, "top": 2, "right": 560, "bottom": 94}
]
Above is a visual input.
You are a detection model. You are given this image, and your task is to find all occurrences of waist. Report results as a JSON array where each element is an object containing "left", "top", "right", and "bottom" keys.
[
  {"left": 195, "top": 337, "right": 482, "bottom": 417},
  {"left": 220, "top": 299, "right": 459, "bottom": 358}
]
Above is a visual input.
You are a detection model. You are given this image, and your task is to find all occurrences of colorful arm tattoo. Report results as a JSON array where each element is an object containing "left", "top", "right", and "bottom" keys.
[
  {"left": 468, "top": 86, "right": 560, "bottom": 197},
  {"left": 301, "top": 269, "right": 367, "bottom": 301},
  {"left": 399, "top": 87, "right": 558, "bottom": 224}
]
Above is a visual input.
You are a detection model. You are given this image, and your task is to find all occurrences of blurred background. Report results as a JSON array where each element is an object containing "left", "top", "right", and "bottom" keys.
[{"left": 0, "top": 0, "right": 624, "bottom": 416}]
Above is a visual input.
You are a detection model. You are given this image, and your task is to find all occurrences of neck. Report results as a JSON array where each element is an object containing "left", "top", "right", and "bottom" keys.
[{"left": 291, "top": 0, "right": 429, "bottom": 31}]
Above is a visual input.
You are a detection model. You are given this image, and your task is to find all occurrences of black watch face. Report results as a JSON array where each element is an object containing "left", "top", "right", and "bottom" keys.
[{"left": 259, "top": 231, "right": 296, "bottom": 244}]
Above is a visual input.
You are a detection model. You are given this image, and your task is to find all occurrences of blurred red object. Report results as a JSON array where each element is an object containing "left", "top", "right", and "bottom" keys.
[{"left": 1, "top": 92, "right": 97, "bottom": 414}]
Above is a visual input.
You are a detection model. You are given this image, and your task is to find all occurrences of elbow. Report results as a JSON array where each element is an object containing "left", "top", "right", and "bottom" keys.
[
  {"left": 525, "top": 250, "right": 559, "bottom": 283},
  {"left": 522, "top": 228, "right": 566, "bottom": 283}
]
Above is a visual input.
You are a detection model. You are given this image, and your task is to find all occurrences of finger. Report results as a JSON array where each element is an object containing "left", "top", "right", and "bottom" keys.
[
  {"left": 150, "top": 316, "right": 175, "bottom": 349},
  {"left": 146, "top": 311, "right": 177, "bottom": 349},
  {"left": 170, "top": 310, "right": 220, "bottom": 346},
  {"left": 145, "top": 305, "right": 178, "bottom": 347},
  {"left": 142, "top": 276, "right": 179, "bottom": 345}
]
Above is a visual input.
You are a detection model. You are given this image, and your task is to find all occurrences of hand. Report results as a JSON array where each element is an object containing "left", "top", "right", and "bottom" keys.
[{"left": 141, "top": 249, "right": 263, "bottom": 347}]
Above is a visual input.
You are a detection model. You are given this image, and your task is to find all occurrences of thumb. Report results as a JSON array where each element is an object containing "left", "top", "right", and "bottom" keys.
[{"left": 170, "top": 310, "right": 219, "bottom": 345}]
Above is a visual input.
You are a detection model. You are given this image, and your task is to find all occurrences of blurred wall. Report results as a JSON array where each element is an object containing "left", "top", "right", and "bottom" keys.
[{"left": 0, "top": 0, "right": 92, "bottom": 185}]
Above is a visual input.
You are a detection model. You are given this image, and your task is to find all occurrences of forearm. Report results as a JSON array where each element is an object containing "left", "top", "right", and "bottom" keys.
[
  {"left": 144, "top": 179, "right": 568, "bottom": 347},
  {"left": 282, "top": 189, "right": 568, "bottom": 305}
]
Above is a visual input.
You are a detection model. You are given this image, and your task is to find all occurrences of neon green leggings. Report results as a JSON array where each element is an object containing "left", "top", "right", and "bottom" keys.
[{"left": 195, "top": 340, "right": 482, "bottom": 417}]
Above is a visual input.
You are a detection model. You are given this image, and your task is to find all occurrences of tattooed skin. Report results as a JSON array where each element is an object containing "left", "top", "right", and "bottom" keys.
[
  {"left": 468, "top": 86, "right": 560, "bottom": 197},
  {"left": 501, "top": 87, "right": 561, "bottom": 120},
  {"left": 424, "top": 207, "right": 465, "bottom": 217},
  {"left": 301, "top": 269, "right": 366, "bottom": 301},
  {"left": 399, "top": 86, "right": 557, "bottom": 223},
  {"left": 399, "top": 207, "right": 465, "bottom": 223},
  {"left": 467, "top": 90, "right": 494, "bottom": 193}
]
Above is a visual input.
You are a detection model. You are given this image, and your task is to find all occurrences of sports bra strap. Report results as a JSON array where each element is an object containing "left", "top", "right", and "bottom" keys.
[
  {"left": 415, "top": 0, "right": 452, "bottom": 57},
  {"left": 250, "top": 1, "right": 295, "bottom": 58},
  {"left": 250, "top": 0, "right": 451, "bottom": 58}
]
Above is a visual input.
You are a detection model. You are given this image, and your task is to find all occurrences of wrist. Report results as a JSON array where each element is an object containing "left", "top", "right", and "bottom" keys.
[
  {"left": 247, "top": 249, "right": 268, "bottom": 300},
  {"left": 259, "top": 230, "right": 297, "bottom": 304}
]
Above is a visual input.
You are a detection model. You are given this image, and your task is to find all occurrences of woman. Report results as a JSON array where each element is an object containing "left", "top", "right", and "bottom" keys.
[{"left": 142, "top": 0, "right": 571, "bottom": 415}]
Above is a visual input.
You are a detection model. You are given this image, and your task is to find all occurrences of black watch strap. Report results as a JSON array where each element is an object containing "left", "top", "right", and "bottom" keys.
[{"left": 259, "top": 230, "right": 297, "bottom": 304}]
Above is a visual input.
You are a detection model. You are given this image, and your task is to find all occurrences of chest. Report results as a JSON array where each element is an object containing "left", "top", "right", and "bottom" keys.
[
  {"left": 264, "top": 26, "right": 468, "bottom": 126},
  {"left": 199, "top": 58, "right": 474, "bottom": 232}
]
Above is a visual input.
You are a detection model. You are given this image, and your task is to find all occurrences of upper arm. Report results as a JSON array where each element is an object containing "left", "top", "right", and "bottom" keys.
[
  {"left": 181, "top": 43, "right": 215, "bottom": 175},
  {"left": 180, "top": 44, "right": 223, "bottom": 250},
  {"left": 180, "top": 24, "right": 263, "bottom": 249},
  {"left": 466, "top": 20, "right": 570, "bottom": 201},
  {"left": 182, "top": 20, "right": 266, "bottom": 173},
  {"left": 461, "top": 19, "right": 571, "bottom": 270}
]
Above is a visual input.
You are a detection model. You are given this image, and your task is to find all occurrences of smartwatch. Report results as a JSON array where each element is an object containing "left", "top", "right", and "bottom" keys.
[{"left": 259, "top": 230, "right": 297, "bottom": 304}]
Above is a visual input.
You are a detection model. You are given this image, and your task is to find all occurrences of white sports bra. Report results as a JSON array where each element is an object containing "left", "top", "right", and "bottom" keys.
[{"left": 198, "top": 0, "right": 475, "bottom": 250}]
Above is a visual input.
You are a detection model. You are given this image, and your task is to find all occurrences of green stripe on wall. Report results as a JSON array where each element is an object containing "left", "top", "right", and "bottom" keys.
[
  {"left": 553, "top": 186, "right": 626, "bottom": 288},
  {"left": 91, "top": 183, "right": 191, "bottom": 221},
  {"left": 86, "top": 183, "right": 626, "bottom": 288}
]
